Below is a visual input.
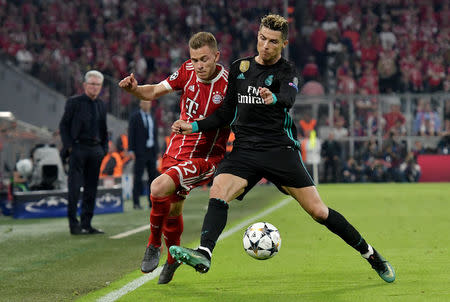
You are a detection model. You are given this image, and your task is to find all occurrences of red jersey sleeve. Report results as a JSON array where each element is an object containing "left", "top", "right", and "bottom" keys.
[{"left": 161, "top": 60, "right": 192, "bottom": 91}]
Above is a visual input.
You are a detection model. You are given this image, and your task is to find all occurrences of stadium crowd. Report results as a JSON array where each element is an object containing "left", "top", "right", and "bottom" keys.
[
  {"left": 1, "top": 0, "right": 450, "bottom": 188},
  {"left": 0, "top": 0, "right": 285, "bottom": 98}
]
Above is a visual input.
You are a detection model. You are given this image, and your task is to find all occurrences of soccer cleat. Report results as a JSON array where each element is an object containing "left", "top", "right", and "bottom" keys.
[
  {"left": 141, "top": 245, "right": 161, "bottom": 273},
  {"left": 70, "top": 226, "right": 88, "bottom": 235},
  {"left": 82, "top": 227, "right": 104, "bottom": 234},
  {"left": 366, "top": 249, "right": 396, "bottom": 283},
  {"left": 158, "top": 261, "right": 181, "bottom": 284},
  {"left": 169, "top": 246, "right": 210, "bottom": 273}
]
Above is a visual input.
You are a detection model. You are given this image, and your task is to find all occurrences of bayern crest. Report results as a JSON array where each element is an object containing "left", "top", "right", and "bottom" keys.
[{"left": 212, "top": 92, "right": 223, "bottom": 104}]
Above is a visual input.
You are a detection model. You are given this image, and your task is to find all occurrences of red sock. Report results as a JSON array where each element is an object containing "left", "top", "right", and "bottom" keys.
[
  {"left": 163, "top": 214, "right": 184, "bottom": 264},
  {"left": 148, "top": 195, "right": 171, "bottom": 247}
]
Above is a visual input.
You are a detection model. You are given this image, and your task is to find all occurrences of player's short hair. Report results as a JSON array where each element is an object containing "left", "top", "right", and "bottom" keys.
[
  {"left": 260, "top": 14, "right": 289, "bottom": 41},
  {"left": 84, "top": 70, "right": 104, "bottom": 83},
  {"left": 189, "top": 32, "right": 218, "bottom": 51}
]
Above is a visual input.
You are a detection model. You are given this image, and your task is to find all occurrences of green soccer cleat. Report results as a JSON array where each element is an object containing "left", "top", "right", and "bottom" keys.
[
  {"left": 366, "top": 249, "right": 396, "bottom": 283},
  {"left": 169, "top": 246, "right": 210, "bottom": 273}
]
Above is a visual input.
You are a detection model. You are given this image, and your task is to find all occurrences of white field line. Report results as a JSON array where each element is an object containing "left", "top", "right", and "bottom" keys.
[
  {"left": 97, "top": 196, "right": 293, "bottom": 302},
  {"left": 110, "top": 225, "right": 149, "bottom": 239}
]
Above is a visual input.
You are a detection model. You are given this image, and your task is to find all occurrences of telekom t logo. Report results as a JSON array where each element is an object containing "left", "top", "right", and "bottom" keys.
[{"left": 185, "top": 97, "right": 199, "bottom": 118}]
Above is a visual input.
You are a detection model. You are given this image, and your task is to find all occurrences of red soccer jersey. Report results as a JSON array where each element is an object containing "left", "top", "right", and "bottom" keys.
[{"left": 161, "top": 60, "right": 230, "bottom": 161}]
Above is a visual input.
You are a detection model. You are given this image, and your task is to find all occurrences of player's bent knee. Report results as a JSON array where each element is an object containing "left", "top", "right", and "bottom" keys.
[
  {"left": 309, "top": 206, "right": 329, "bottom": 222},
  {"left": 150, "top": 174, "right": 176, "bottom": 198},
  {"left": 209, "top": 183, "right": 226, "bottom": 199}
]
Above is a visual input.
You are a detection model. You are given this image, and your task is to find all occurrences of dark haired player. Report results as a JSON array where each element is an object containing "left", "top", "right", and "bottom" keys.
[{"left": 170, "top": 14, "right": 395, "bottom": 283}]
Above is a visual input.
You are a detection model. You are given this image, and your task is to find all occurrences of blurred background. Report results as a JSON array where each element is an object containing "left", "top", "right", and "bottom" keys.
[{"left": 1, "top": 0, "right": 449, "bottom": 195}]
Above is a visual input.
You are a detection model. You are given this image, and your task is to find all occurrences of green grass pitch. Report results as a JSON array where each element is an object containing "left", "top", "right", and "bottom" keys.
[{"left": 1, "top": 183, "right": 449, "bottom": 302}]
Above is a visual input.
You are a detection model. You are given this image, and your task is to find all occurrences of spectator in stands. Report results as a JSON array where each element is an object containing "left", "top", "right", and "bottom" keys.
[
  {"left": 310, "top": 22, "right": 328, "bottom": 75},
  {"left": 353, "top": 119, "right": 365, "bottom": 137},
  {"left": 342, "top": 157, "right": 364, "bottom": 183},
  {"left": 382, "top": 144, "right": 403, "bottom": 182},
  {"left": 399, "top": 152, "right": 421, "bottom": 182},
  {"left": 15, "top": 43, "right": 33, "bottom": 72},
  {"left": 302, "top": 56, "right": 320, "bottom": 82},
  {"left": 444, "top": 70, "right": 450, "bottom": 92},
  {"left": 377, "top": 42, "right": 398, "bottom": 93},
  {"left": 444, "top": 99, "right": 450, "bottom": 134},
  {"left": 365, "top": 156, "right": 389, "bottom": 183},
  {"left": 356, "top": 139, "right": 378, "bottom": 163},
  {"left": 298, "top": 111, "right": 317, "bottom": 138},
  {"left": 412, "top": 141, "right": 426, "bottom": 158},
  {"left": 129, "top": 48, "right": 148, "bottom": 83},
  {"left": 426, "top": 55, "right": 446, "bottom": 92},
  {"left": 355, "top": 87, "right": 376, "bottom": 121},
  {"left": 332, "top": 116, "right": 349, "bottom": 141},
  {"left": 408, "top": 59, "right": 424, "bottom": 92},
  {"left": 322, "top": 10, "right": 339, "bottom": 33},
  {"left": 414, "top": 101, "right": 441, "bottom": 136},
  {"left": 379, "top": 21, "right": 397, "bottom": 50},
  {"left": 313, "top": 0, "right": 327, "bottom": 23},
  {"left": 383, "top": 103, "right": 406, "bottom": 136},
  {"left": 337, "top": 68, "right": 357, "bottom": 95},
  {"left": 321, "top": 132, "right": 342, "bottom": 183},
  {"left": 99, "top": 140, "right": 123, "bottom": 178},
  {"left": 359, "top": 62, "right": 379, "bottom": 95},
  {"left": 436, "top": 133, "right": 450, "bottom": 155},
  {"left": 342, "top": 21, "right": 360, "bottom": 54},
  {"left": 359, "top": 36, "right": 378, "bottom": 67},
  {"left": 326, "top": 28, "right": 345, "bottom": 69}
]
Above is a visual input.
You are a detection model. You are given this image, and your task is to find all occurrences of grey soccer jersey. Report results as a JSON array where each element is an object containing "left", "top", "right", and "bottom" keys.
[{"left": 195, "top": 56, "right": 300, "bottom": 151}]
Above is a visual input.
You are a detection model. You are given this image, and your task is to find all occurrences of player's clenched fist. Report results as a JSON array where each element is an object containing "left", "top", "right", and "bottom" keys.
[
  {"left": 172, "top": 120, "right": 193, "bottom": 135},
  {"left": 119, "top": 73, "right": 138, "bottom": 92},
  {"left": 258, "top": 87, "right": 274, "bottom": 105}
]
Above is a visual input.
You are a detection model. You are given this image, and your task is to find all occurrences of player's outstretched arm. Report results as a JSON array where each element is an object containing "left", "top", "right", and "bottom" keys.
[
  {"left": 172, "top": 120, "right": 193, "bottom": 135},
  {"left": 118, "top": 73, "right": 169, "bottom": 101}
]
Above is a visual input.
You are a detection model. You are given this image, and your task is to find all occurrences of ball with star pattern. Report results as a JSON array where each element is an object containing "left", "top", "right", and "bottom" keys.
[{"left": 243, "top": 222, "right": 281, "bottom": 260}]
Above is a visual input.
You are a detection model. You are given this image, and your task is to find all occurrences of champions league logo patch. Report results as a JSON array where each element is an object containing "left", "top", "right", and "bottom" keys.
[
  {"left": 265, "top": 75, "right": 274, "bottom": 86},
  {"left": 169, "top": 71, "right": 179, "bottom": 81},
  {"left": 25, "top": 196, "right": 68, "bottom": 213},
  {"left": 212, "top": 92, "right": 223, "bottom": 104},
  {"left": 96, "top": 193, "right": 122, "bottom": 208},
  {"left": 289, "top": 77, "right": 299, "bottom": 92}
]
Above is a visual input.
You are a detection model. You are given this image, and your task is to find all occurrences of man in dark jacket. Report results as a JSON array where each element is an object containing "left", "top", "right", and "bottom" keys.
[
  {"left": 128, "top": 100, "right": 159, "bottom": 209},
  {"left": 59, "top": 70, "right": 108, "bottom": 235}
]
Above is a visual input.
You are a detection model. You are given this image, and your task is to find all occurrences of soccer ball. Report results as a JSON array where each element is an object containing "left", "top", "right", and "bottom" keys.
[{"left": 243, "top": 222, "right": 281, "bottom": 260}]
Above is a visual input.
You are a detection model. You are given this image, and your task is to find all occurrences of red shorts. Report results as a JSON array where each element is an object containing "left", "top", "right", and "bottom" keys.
[{"left": 161, "top": 154, "right": 221, "bottom": 197}]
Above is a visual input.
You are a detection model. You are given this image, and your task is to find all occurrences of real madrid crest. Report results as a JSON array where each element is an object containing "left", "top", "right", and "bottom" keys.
[
  {"left": 239, "top": 60, "right": 250, "bottom": 73},
  {"left": 265, "top": 75, "right": 274, "bottom": 86}
]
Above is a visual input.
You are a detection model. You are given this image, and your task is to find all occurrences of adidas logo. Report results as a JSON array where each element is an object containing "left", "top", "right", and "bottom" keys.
[
  {"left": 237, "top": 73, "right": 245, "bottom": 80},
  {"left": 189, "top": 85, "right": 195, "bottom": 91}
]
